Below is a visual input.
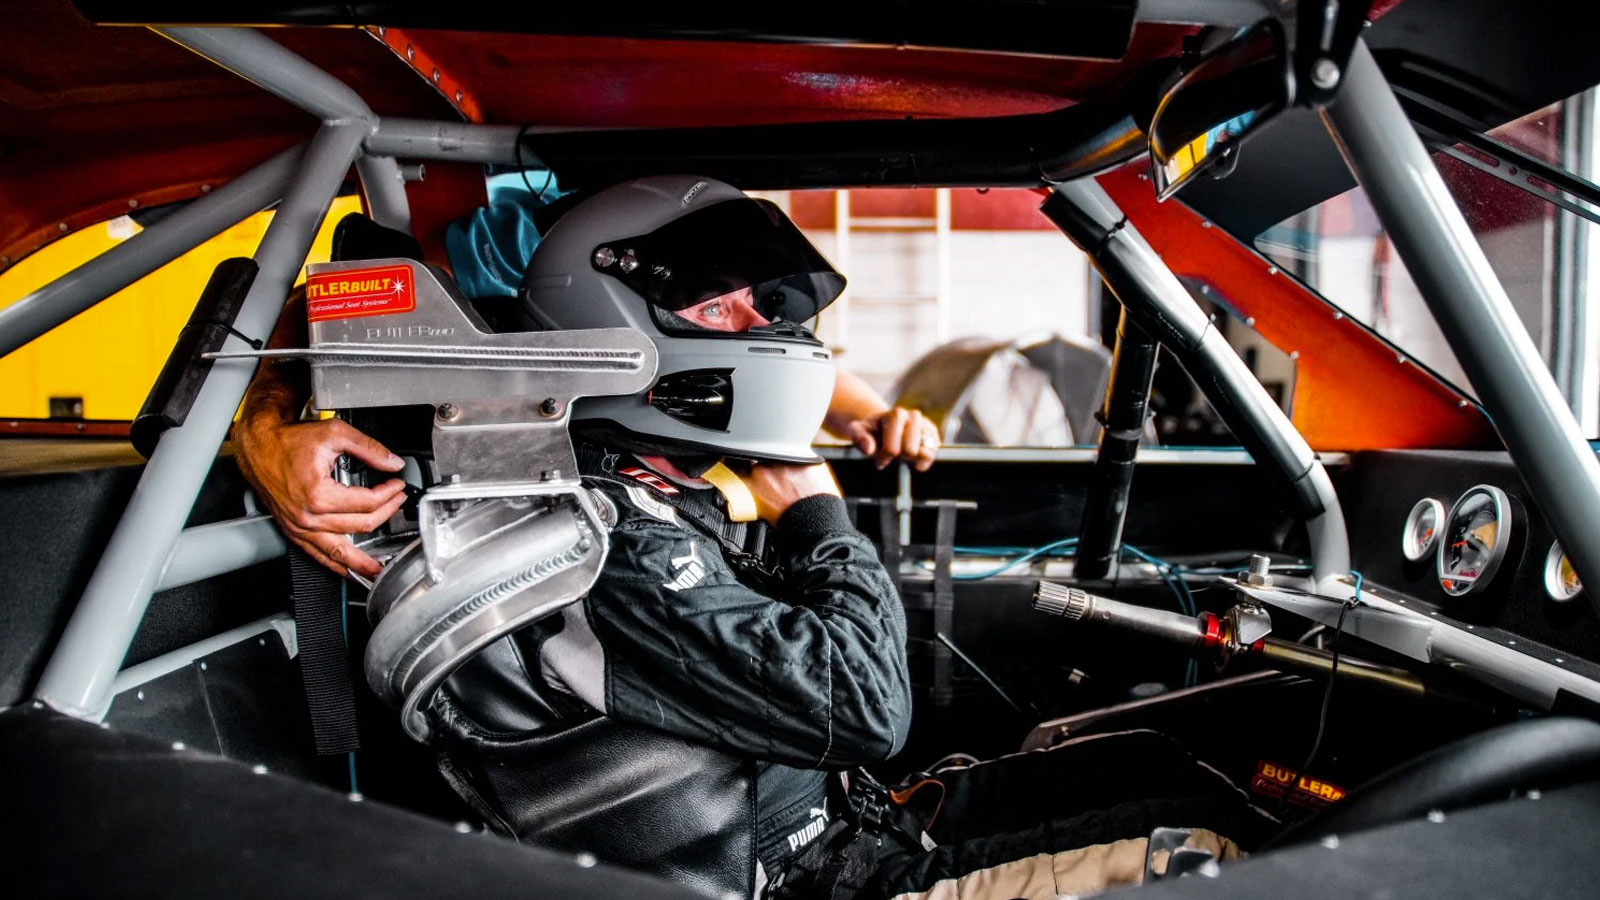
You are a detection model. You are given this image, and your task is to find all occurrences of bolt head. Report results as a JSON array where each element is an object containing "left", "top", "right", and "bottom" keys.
[
  {"left": 618, "top": 251, "right": 639, "bottom": 273},
  {"left": 1312, "top": 58, "right": 1341, "bottom": 90},
  {"left": 593, "top": 246, "right": 616, "bottom": 268}
]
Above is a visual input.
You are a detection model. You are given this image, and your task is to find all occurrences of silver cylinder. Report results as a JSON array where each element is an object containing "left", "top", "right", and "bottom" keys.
[{"left": 1034, "top": 580, "right": 1207, "bottom": 648}]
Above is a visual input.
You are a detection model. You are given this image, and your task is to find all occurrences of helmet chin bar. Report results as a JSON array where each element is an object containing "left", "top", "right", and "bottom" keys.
[{"left": 295, "top": 258, "right": 657, "bottom": 742}]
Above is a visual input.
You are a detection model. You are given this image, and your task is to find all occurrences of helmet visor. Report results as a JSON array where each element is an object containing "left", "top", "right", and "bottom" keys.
[{"left": 592, "top": 198, "right": 845, "bottom": 323}]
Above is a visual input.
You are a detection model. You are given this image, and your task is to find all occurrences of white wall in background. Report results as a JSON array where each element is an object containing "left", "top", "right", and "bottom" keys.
[{"left": 806, "top": 229, "right": 1092, "bottom": 397}]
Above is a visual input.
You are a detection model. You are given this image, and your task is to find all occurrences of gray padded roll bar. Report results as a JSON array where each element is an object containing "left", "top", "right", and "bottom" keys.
[{"left": 1044, "top": 178, "right": 1351, "bottom": 587}]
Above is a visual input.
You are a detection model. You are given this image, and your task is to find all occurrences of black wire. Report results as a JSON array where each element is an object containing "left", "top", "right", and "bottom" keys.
[
  {"left": 1277, "top": 597, "right": 1357, "bottom": 819},
  {"left": 513, "top": 123, "right": 555, "bottom": 202}
]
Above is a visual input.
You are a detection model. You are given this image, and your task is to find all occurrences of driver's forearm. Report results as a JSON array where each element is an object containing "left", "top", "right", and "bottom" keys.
[
  {"left": 822, "top": 368, "right": 891, "bottom": 437},
  {"left": 239, "top": 288, "right": 311, "bottom": 429}
]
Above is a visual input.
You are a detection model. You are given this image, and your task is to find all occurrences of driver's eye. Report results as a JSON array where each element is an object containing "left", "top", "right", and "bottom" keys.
[{"left": 702, "top": 302, "right": 724, "bottom": 320}]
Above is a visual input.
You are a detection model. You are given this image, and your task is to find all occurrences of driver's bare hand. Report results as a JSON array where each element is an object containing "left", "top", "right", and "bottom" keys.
[
  {"left": 745, "top": 461, "right": 842, "bottom": 524},
  {"left": 845, "top": 406, "right": 940, "bottom": 472},
  {"left": 235, "top": 415, "right": 407, "bottom": 578}
]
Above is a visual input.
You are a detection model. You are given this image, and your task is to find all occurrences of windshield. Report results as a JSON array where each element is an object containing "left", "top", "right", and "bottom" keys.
[{"left": 1256, "top": 88, "right": 1600, "bottom": 435}]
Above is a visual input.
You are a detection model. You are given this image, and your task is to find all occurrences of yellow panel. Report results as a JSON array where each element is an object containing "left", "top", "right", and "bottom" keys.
[{"left": 0, "top": 197, "right": 363, "bottom": 419}]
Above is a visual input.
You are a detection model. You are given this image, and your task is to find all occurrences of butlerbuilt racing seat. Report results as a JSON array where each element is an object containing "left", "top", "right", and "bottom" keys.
[{"left": 223, "top": 218, "right": 764, "bottom": 898}]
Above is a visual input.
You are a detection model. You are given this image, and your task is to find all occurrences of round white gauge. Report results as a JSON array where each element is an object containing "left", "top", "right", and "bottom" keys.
[
  {"left": 1401, "top": 498, "right": 1445, "bottom": 563},
  {"left": 1544, "top": 541, "right": 1583, "bottom": 603},
  {"left": 1437, "top": 485, "right": 1513, "bottom": 598}
]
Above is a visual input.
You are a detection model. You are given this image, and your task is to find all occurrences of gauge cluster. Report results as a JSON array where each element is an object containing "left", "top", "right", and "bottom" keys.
[
  {"left": 1346, "top": 451, "right": 1599, "bottom": 665},
  {"left": 1397, "top": 485, "right": 1584, "bottom": 605}
]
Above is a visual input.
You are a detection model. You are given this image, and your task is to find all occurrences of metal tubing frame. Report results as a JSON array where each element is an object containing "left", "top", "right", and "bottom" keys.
[
  {"left": 1324, "top": 42, "right": 1600, "bottom": 602},
  {"left": 157, "top": 515, "right": 288, "bottom": 593},
  {"left": 111, "top": 614, "right": 297, "bottom": 696},
  {"left": 157, "top": 27, "right": 371, "bottom": 121},
  {"left": 35, "top": 119, "right": 371, "bottom": 719},
  {"left": 355, "top": 154, "right": 413, "bottom": 234},
  {"left": 0, "top": 142, "right": 302, "bottom": 359},
  {"left": 1046, "top": 178, "right": 1351, "bottom": 587},
  {"left": 365, "top": 118, "right": 524, "bottom": 166}
]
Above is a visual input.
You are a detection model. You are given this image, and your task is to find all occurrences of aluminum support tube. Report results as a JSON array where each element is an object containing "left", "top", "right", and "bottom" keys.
[
  {"left": 1035, "top": 581, "right": 1208, "bottom": 647},
  {"left": 156, "top": 27, "right": 372, "bottom": 121},
  {"left": 0, "top": 143, "right": 302, "bottom": 359},
  {"left": 156, "top": 515, "right": 289, "bottom": 593},
  {"left": 1045, "top": 178, "right": 1351, "bottom": 585},
  {"left": 366, "top": 119, "right": 524, "bottom": 166},
  {"left": 35, "top": 122, "right": 369, "bottom": 720},
  {"left": 1325, "top": 42, "right": 1600, "bottom": 603},
  {"left": 355, "top": 155, "right": 412, "bottom": 234}
]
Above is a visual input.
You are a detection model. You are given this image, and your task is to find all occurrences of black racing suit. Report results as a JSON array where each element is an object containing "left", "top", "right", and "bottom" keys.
[{"left": 432, "top": 443, "right": 913, "bottom": 890}]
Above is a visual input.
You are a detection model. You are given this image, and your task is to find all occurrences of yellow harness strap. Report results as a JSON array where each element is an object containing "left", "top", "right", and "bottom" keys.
[{"left": 701, "top": 461, "right": 759, "bottom": 523}]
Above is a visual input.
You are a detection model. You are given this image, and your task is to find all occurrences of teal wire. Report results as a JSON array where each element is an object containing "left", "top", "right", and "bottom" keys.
[{"left": 951, "top": 538, "right": 1079, "bottom": 580}]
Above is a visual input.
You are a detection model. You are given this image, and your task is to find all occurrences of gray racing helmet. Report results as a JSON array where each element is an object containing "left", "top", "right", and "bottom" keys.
[{"left": 520, "top": 175, "right": 844, "bottom": 463}]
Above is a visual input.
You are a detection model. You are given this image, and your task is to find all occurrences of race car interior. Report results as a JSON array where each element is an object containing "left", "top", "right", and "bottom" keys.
[{"left": 5, "top": 1, "right": 1600, "bottom": 897}]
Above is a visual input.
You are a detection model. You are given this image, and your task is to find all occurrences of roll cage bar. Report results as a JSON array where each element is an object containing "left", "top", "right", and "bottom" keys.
[{"left": 15, "top": 15, "right": 1600, "bottom": 721}]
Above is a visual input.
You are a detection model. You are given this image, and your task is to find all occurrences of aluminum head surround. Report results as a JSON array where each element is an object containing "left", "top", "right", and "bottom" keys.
[{"left": 297, "top": 258, "right": 656, "bottom": 742}]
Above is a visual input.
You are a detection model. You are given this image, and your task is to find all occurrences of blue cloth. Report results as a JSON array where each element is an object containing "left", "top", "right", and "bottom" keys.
[{"left": 445, "top": 173, "right": 562, "bottom": 300}]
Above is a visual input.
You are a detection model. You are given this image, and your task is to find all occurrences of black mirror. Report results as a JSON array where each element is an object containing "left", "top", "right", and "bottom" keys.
[{"left": 1148, "top": 21, "right": 1295, "bottom": 200}]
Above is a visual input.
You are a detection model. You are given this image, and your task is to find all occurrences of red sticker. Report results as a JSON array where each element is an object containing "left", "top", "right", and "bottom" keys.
[
  {"left": 618, "top": 466, "right": 680, "bottom": 496},
  {"left": 306, "top": 265, "right": 416, "bottom": 322}
]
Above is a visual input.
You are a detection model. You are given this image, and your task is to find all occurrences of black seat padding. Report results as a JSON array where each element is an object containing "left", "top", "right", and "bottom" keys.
[
  {"left": 437, "top": 713, "right": 757, "bottom": 900},
  {"left": 0, "top": 705, "right": 702, "bottom": 900},
  {"left": 1275, "top": 716, "right": 1600, "bottom": 847},
  {"left": 332, "top": 211, "right": 424, "bottom": 263}
]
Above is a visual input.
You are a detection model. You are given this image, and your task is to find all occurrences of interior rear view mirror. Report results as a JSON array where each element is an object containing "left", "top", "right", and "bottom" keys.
[{"left": 1148, "top": 21, "right": 1295, "bottom": 200}]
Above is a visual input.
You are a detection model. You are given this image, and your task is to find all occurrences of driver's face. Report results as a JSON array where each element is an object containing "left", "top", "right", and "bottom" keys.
[{"left": 678, "top": 286, "right": 770, "bottom": 333}]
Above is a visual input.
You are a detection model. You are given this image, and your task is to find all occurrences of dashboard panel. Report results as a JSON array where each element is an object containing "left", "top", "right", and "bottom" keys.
[{"left": 1338, "top": 450, "right": 1600, "bottom": 664}]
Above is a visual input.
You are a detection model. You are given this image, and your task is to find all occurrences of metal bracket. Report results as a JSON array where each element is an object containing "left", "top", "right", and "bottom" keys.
[{"left": 1288, "top": 0, "right": 1377, "bottom": 105}]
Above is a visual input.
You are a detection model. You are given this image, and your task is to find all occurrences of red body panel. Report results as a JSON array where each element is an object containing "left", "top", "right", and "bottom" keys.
[{"left": 1098, "top": 165, "right": 1496, "bottom": 451}]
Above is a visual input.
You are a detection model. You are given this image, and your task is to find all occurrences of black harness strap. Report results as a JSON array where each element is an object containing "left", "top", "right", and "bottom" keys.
[
  {"left": 931, "top": 501, "right": 958, "bottom": 719},
  {"left": 575, "top": 444, "right": 781, "bottom": 586},
  {"left": 289, "top": 545, "right": 360, "bottom": 755}
]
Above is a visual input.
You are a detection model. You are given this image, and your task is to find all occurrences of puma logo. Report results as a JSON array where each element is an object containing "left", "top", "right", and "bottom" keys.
[
  {"left": 662, "top": 542, "right": 706, "bottom": 593},
  {"left": 786, "top": 808, "right": 829, "bottom": 853}
]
